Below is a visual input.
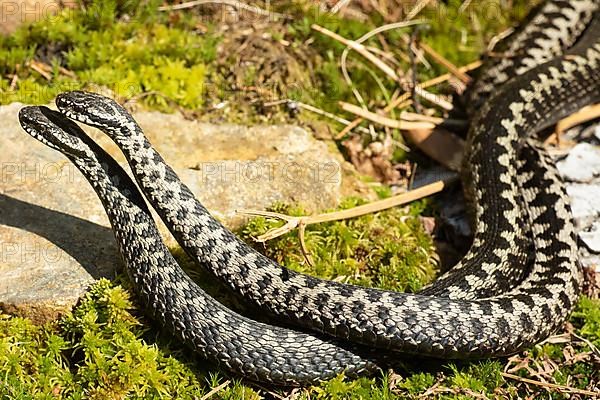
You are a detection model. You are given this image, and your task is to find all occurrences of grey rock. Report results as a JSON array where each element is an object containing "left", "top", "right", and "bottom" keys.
[
  {"left": 556, "top": 143, "right": 600, "bottom": 183},
  {"left": 566, "top": 183, "right": 600, "bottom": 227},
  {"left": 580, "top": 221, "right": 600, "bottom": 253},
  {"left": 0, "top": 102, "right": 351, "bottom": 322},
  {"left": 0, "top": 0, "right": 67, "bottom": 36}
]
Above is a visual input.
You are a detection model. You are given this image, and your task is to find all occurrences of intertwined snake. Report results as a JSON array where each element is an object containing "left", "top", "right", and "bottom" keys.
[{"left": 17, "top": 0, "right": 600, "bottom": 386}]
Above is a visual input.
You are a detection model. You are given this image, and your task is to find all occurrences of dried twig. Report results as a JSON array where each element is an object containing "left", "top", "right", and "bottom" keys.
[
  {"left": 501, "top": 372, "right": 599, "bottom": 397},
  {"left": 238, "top": 179, "right": 454, "bottom": 243},
  {"left": 200, "top": 380, "right": 231, "bottom": 400},
  {"left": 9, "top": 74, "right": 19, "bottom": 90},
  {"left": 158, "top": 0, "right": 287, "bottom": 18},
  {"left": 28, "top": 60, "right": 77, "bottom": 81},
  {"left": 28, "top": 61, "right": 52, "bottom": 81},
  {"left": 340, "top": 101, "right": 436, "bottom": 130}
]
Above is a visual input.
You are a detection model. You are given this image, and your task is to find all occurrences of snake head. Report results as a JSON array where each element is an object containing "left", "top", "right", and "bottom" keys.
[
  {"left": 56, "top": 91, "right": 137, "bottom": 134},
  {"left": 19, "top": 106, "right": 90, "bottom": 159}
]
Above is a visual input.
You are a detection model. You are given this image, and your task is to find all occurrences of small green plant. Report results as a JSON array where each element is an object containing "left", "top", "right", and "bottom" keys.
[{"left": 0, "top": 279, "right": 213, "bottom": 398}]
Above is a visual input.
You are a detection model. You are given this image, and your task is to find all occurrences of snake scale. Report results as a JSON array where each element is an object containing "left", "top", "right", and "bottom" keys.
[{"left": 17, "top": 0, "right": 600, "bottom": 385}]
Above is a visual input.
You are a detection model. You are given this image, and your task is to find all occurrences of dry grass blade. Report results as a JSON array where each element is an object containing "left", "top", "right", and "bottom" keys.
[
  {"left": 158, "top": 0, "right": 287, "bottom": 18},
  {"left": 312, "top": 22, "right": 450, "bottom": 110},
  {"left": 295, "top": 101, "right": 371, "bottom": 134},
  {"left": 413, "top": 86, "right": 453, "bottom": 110},
  {"left": 339, "top": 20, "right": 424, "bottom": 108},
  {"left": 421, "top": 60, "right": 481, "bottom": 88},
  {"left": 340, "top": 101, "right": 436, "bottom": 130},
  {"left": 400, "top": 111, "right": 445, "bottom": 124},
  {"left": 200, "top": 380, "right": 231, "bottom": 400},
  {"left": 501, "top": 372, "right": 599, "bottom": 397},
  {"left": 335, "top": 61, "right": 481, "bottom": 139},
  {"left": 418, "top": 42, "right": 472, "bottom": 84},
  {"left": 311, "top": 24, "right": 401, "bottom": 81},
  {"left": 404, "top": 0, "right": 433, "bottom": 20},
  {"left": 335, "top": 61, "right": 481, "bottom": 140},
  {"left": 458, "top": 0, "right": 474, "bottom": 13},
  {"left": 330, "top": 0, "right": 351, "bottom": 13}
]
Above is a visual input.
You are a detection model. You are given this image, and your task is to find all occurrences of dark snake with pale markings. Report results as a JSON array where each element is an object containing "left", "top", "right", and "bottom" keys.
[{"left": 18, "top": 0, "right": 600, "bottom": 385}]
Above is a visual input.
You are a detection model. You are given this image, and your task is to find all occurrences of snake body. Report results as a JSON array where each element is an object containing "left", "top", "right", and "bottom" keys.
[
  {"left": 18, "top": 107, "right": 383, "bottom": 385},
  {"left": 54, "top": 5, "right": 599, "bottom": 353},
  {"left": 17, "top": 0, "right": 600, "bottom": 385}
]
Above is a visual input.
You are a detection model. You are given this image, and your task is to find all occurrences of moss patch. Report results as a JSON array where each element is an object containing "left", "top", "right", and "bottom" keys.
[
  {"left": 0, "top": 0, "right": 218, "bottom": 110},
  {"left": 1, "top": 0, "right": 537, "bottom": 122},
  {"left": 1, "top": 279, "right": 599, "bottom": 398}
]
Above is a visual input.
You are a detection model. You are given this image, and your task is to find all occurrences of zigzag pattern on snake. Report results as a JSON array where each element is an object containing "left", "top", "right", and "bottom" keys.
[
  {"left": 19, "top": 107, "right": 383, "bottom": 385},
  {"left": 55, "top": 3, "right": 599, "bottom": 351},
  {"left": 17, "top": 0, "right": 600, "bottom": 385}
]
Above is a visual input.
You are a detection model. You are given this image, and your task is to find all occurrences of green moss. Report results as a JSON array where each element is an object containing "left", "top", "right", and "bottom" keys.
[
  {"left": 1, "top": 279, "right": 599, "bottom": 398},
  {"left": 0, "top": 280, "right": 203, "bottom": 398},
  {"left": 0, "top": 1, "right": 218, "bottom": 110},
  {"left": 399, "top": 372, "right": 435, "bottom": 395},
  {"left": 572, "top": 296, "right": 600, "bottom": 347},
  {"left": 1, "top": 0, "right": 536, "bottom": 123},
  {"left": 448, "top": 361, "right": 503, "bottom": 393}
]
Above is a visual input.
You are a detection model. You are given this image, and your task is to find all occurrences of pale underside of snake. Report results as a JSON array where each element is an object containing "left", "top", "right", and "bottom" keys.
[{"left": 17, "top": 0, "right": 600, "bottom": 386}]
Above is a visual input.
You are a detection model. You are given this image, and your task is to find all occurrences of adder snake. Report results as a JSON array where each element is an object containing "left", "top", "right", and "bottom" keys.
[{"left": 18, "top": 0, "right": 600, "bottom": 385}]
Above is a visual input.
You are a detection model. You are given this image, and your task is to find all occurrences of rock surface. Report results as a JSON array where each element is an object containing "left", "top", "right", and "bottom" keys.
[
  {"left": 0, "top": 102, "right": 355, "bottom": 322},
  {"left": 556, "top": 143, "right": 600, "bottom": 183},
  {"left": 556, "top": 137, "right": 600, "bottom": 269},
  {"left": 0, "top": 0, "right": 68, "bottom": 35}
]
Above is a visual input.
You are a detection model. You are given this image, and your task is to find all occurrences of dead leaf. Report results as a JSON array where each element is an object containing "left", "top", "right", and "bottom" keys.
[{"left": 342, "top": 134, "right": 401, "bottom": 184}]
